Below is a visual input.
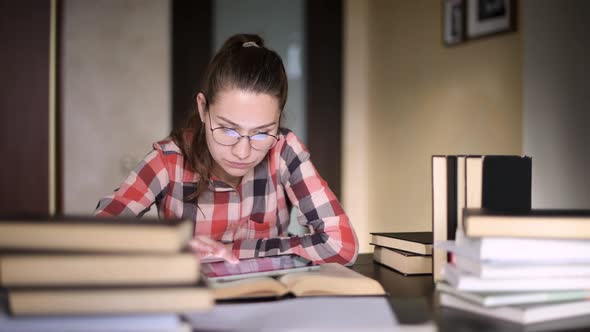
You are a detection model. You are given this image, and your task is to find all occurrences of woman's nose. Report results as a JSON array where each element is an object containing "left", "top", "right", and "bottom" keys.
[{"left": 232, "top": 137, "right": 251, "bottom": 160}]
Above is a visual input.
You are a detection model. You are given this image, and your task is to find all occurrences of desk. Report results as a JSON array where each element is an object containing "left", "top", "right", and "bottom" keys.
[{"left": 352, "top": 253, "right": 590, "bottom": 332}]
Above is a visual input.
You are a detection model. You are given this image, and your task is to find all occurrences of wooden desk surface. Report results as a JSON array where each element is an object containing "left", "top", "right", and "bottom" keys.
[{"left": 352, "top": 253, "right": 590, "bottom": 332}]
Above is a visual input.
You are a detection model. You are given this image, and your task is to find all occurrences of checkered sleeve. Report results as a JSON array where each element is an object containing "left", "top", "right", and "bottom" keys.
[
  {"left": 233, "top": 131, "right": 359, "bottom": 266},
  {"left": 94, "top": 147, "right": 170, "bottom": 217}
]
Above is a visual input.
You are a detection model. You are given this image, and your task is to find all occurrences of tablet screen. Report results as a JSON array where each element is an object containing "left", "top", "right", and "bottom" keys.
[{"left": 201, "top": 255, "right": 318, "bottom": 282}]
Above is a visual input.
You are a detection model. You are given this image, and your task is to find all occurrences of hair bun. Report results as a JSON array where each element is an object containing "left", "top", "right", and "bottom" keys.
[
  {"left": 219, "top": 34, "right": 265, "bottom": 52},
  {"left": 242, "top": 41, "right": 260, "bottom": 48}
]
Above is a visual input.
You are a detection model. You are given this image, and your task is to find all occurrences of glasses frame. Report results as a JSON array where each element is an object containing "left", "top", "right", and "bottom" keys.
[{"left": 206, "top": 111, "right": 280, "bottom": 151}]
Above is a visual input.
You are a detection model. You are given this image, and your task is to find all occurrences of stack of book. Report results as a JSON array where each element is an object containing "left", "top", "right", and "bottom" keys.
[
  {"left": 0, "top": 217, "right": 212, "bottom": 330},
  {"left": 431, "top": 155, "right": 532, "bottom": 281},
  {"left": 436, "top": 209, "right": 590, "bottom": 325},
  {"left": 369, "top": 232, "right": 433, "bottom": 275}
]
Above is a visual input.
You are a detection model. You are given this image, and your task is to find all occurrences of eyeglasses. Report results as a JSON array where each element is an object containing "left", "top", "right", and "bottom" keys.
[{"left": 207, "top": 112, "right": 280, "bottom": 151}]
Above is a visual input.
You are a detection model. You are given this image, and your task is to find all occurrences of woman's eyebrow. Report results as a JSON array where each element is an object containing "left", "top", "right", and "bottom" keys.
[{"left": 216, "top": 115, "right": 276, "bottom": 130}]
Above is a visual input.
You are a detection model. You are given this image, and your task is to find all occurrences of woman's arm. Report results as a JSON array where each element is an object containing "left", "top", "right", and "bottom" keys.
[
  {"left": 94, "top": 147, "right": 169, "bottom": 217},
  {"left": 231, "top": 131, "right": 359, "bottom": 266},
  {"left": 94, "top": 143, "right": 239, "bottom": 263}
]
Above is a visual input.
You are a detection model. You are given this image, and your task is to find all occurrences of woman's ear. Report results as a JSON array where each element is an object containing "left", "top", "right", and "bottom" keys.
[{"left": 196, "top": 92, "right": 207, "bottom": 123}]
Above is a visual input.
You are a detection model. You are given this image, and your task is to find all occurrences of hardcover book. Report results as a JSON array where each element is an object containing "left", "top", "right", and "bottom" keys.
[
  {"left": 465, "top": 155, "right": 532, "bottom": 214},
  {"left": 432, "top": 155, "right": 457, "bottom": 281},
  {"left": 443, "top": 264, "right": 590, "bottom": 292},
  {"left": 439, "top": 292, "right": 590, "bottom": 324},
  {"left": 438, "top": 230, "right": 590, "bottom": 263},
  {"left": 0, "top": 307, "right": 187, "bottom": 332},
  {"left": 432, "top": 155, "right": 532, "bottom": 281},
  {"left": 369, "top": 232, "right": 432, "bottom": 255},
  {"left": 7, "top": 287, "right": 213, "bottom": 316},
  {"left": 437, "top": 282, "right": 590, "bottom": 307},
  {"left": 463, "top": 209, "right": 590, "bottom": 239},
  {"left": 0, "top": 217, "right": 193, "bottom": 253},
  {"left": 0, "top": 253, "right": 199, "bottom": 287},
  {"left": 453, "top": 255, "right": 590, "bottom": 279},
  {"left": 371, "top": 245, "right": 432, "bottom": 275}
]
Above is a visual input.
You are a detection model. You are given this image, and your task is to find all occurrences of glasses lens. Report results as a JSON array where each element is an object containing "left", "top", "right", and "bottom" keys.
[
  {"left": 250, "top": 134, "right": 277, "bottom": 150},
  {"left": 212, "top": 128, "right": 240, "bottom": 145},
  {"left": 211, "top": 128, "right": 278, "bottom": 150}
]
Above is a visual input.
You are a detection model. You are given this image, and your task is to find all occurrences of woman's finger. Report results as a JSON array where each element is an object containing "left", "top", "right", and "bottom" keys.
[{"left": 189, "top": 237, "right": 239, "bottom": 264}]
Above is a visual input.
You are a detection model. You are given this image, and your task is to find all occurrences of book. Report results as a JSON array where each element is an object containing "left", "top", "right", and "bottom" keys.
[
  {"left": 443, "top": 264, "right": 590, "bottom": 292},
  {"left": 184, "top": 296, "right": 398, "bottom": 330},
  {"left": 0, "top": 217, "right": 193, "bottom": 253},
  {"left": 369, "top": 232, "right": 433, "bottom": 255},
  {"left": 208, "top": 263, "right": 385, "bottom": 300},
  {"left": 453, "top": 254, "right": 590, "bottom": 279},
  {"left": 438, "top": 230, "right": 590, "bottom": 263},
  {"left": 432, "top": 155, "right": 532, "bottom": 281},
  {"left": 0, "top": 305, "right": 189, "bottom": 332},
  {"left": 6, "top": 287, "right": 213, "bottom": 316},
  {"left": 432, "top": 155, "right": 457, "bottom": 282},
  {"left": 463, "top": 209, "right": 590, "bottom": 239},
  {"left": 439, "top": 292, "right": 590, "bottom": 324},
  {"left": 372, "top": 245, "right": 432, "bottom": 275},
  {"left": 464, "top": 155, "right": 531, "bottom": 213},
  {"left": 0, "top": 253, "right": 199, "bottom": 287},
  {"left": 436, "top": 282, "right": 590, "bottom": 307},
  {"left": 456, "top": 155, "right": 532, "bottom": 232},
  {"left": 455, "top": 156, "right": 467, "bottom": 232}
]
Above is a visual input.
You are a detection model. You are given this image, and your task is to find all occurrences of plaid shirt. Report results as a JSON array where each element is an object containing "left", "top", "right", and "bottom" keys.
[{"left": 95, "top": 129, "right": 358, "bottom": 265}]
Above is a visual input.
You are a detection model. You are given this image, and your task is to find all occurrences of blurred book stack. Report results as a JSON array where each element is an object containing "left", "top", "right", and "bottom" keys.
[
  {"left": 0, "top": 217, "right": 212, "bottom": 332},
  {"left": 369, "top": 232, "right": 432, "bottom": 275},
  {"left": 436, "top": 209, "right": 590, "bottom": 324},
  {"left": 431, "top": 155, "right": 532, "bottom": 282}
]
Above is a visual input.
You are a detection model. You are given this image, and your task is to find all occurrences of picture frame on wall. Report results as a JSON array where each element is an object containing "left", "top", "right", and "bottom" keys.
[
  {"left": 466, "top": 0, "right": 516, "bottom": 39},
  {"left": 442, "top": 0, "right": 466, "bottom": 46}
]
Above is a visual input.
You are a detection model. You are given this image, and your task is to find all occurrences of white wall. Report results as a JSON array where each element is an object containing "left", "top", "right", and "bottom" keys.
[
  {"left": 62, "top": 0, "right": 171, "bottom": 214},
  {"left": 523, "top": 0, "right": 590, "bottom": 208}
]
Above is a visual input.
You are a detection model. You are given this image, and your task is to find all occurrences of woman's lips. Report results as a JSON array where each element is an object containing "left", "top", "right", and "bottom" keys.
[{"left": 226, "top": 161, "right": 251, "bottom": 169}]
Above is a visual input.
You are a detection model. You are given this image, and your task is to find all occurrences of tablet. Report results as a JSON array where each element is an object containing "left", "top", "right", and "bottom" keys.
[{"left": 202, "top": 255, "right": 319, "bottom": 283}]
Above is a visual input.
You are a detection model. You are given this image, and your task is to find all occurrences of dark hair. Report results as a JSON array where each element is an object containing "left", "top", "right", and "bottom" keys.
[{"left": 170, "top": 34, "right": 288, "bottom": 204}]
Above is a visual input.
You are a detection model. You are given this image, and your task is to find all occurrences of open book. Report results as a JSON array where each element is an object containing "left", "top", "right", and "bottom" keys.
[{"left": 209, "top": 263, "right": 386, "bottom": 300}]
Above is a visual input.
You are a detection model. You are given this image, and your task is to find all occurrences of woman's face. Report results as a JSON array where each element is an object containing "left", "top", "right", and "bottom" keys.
[{"left": 197, "top": 89, "right": 281, "bottom": 186}]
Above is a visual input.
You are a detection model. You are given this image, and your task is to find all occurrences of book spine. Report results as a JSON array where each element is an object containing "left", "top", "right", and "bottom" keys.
[{"left": 446, "top": 157, "right": 457, "bottom": 242}]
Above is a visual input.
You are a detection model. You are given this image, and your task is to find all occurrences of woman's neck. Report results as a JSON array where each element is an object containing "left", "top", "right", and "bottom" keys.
[{"left": 212, "top": 165, "right": 242, "bottom": 189}]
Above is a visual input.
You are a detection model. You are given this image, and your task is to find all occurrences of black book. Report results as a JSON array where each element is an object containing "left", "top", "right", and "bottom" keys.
[
  {"left": 369, "top": 232, "right": 432, "bottom": 255},
  {"left": 468, "top": 155, "right": 532, "bottom": 211}
]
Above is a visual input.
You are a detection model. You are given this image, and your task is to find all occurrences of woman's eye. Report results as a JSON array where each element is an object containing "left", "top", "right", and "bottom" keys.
[
  {"left": 251, "top": 133, "right": 270, "bottom": 141},
  {"left": 222, "top": 128, "right": 240, "bottom": 136}
]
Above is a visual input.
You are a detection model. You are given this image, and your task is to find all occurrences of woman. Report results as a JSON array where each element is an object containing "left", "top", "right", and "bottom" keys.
[{"left": 95, "top": 34, "right": 358, "bottom": 266}]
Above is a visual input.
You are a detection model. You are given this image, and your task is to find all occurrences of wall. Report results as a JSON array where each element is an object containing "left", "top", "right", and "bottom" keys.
[
  {"left": 344, "top": 0, "right": 523, "bottom": 253},
  {"left": 62, "top": 0, "right": 170, "bottom": 214},
  {"left": 522, "top": 0, "right": 590, "bottom": 209}
]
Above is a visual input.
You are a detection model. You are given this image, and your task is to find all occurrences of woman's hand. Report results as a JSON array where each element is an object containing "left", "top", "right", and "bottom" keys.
[{"left": 189, "top": 236, "right": 239, "bottom": 264}]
